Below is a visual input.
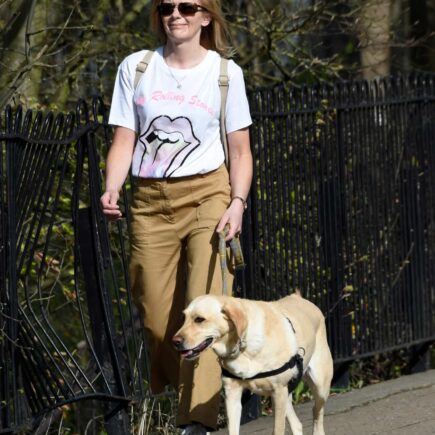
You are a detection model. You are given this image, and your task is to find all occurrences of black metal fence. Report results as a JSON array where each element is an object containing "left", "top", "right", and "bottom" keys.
[
  {"left": 1, "top": 74, "right": 435, "bottom": 432},
  {"left": 242, "top": 74, "right": 435, "bottom": 364},
  {"left": 0, "top": 99, "right": 147, "bottom": 433}
]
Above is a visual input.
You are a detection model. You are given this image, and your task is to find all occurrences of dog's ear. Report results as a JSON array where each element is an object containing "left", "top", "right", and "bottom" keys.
[{"left": 221, "top": 302, "right": 247, "bottom": 339}]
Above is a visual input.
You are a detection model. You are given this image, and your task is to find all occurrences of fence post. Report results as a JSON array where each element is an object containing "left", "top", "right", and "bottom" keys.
[
  {"left": 406, "top": 343, "right": 431, "bottom": 374},
  {"left": 319, "top": 105, "right": 353, "bottom": 387},
  {"left": 77, "top": 207, "right": 130, "bottom": 434},
  {"left": 237, "top": 189, "right": 261, "bottom": 424},
  {"left": 1, "top": 118, "right": 25, "bottom": 431},
  {"left": 318, "top": 151, "right": 352, "bottom": 387},
  {"left": 73, "top": 116, "right": 128, "bottom": 434},
  {"left": 332, "top": 362, "right": 351, "bottom": 389}
]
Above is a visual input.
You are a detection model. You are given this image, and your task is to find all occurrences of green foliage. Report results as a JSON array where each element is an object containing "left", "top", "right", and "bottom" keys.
[
  {"left": 2, "top": 0, "right": 434, "bottom": 108},
  {"left": 348, "top": 350, "right": 411, "bottom": 389},
  {"left": 224, "top": 0, "right": 359, "bottom": 88},
  {"left": 0, "top": 0, "right": 158, "bottom": 109}
]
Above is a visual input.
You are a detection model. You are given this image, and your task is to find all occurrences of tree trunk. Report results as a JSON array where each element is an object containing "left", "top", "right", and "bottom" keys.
[
  {"left": 358, "top": 0, "right": 392, "bottom": 80},
  {"left": 409, "top": 0, "right": 430, "bottom": 70},
  {"left": 0, "top": 0, "right": 38, "bottom": 107}
]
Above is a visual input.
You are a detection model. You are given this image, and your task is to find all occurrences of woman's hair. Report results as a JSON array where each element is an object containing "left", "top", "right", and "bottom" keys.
[{"left": 150, "top": 0, "right": 234, "bottom": 58}]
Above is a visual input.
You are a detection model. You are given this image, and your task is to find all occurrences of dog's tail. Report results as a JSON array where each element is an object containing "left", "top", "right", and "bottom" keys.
[{"left": 294, "top": 288, "right": 303, "bottom": 297}]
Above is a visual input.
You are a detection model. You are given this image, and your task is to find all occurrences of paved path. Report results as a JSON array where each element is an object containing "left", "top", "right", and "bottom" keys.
[{"left": 215, "top": 369, "right": 435, "bottom": 434}]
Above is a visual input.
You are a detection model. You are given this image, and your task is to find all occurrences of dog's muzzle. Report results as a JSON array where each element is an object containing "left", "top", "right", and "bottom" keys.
[{"left": 172, "top": 336, "right": 214, "bottom": 360}]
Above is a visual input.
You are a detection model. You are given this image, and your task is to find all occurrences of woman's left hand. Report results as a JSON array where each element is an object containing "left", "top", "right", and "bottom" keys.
[{"left": 216, "top": 198, "right": 245, "bottom": 241}]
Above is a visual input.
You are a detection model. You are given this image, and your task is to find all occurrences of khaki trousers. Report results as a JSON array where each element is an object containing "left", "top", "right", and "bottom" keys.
[{"left": 129, "top": 164, "right": 233, "bottom": 430}]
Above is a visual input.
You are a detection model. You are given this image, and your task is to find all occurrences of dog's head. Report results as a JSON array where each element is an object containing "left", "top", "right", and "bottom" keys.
[{"left": 172, "top": 295, "right": 247, "bottom": 360}]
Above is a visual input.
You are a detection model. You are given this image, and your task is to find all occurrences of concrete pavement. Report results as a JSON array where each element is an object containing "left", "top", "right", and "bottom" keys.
[{"left": 215, "top": 369, "right": 435, "bottom": 434}]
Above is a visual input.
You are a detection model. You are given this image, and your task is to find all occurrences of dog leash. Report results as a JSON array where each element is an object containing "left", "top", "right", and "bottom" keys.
[{"left": 218, "top": 224, "right": 245, "bottom": 296}]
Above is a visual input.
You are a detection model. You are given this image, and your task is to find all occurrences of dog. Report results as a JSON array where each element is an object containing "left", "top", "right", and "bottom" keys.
[{"left": 172, "top": 293, "right": 333, "bottom": 435}]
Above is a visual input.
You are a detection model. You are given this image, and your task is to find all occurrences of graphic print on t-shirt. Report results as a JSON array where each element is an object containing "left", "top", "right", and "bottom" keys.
[{"left": 137, "top": 115, "right": 200, "bottom": 178}]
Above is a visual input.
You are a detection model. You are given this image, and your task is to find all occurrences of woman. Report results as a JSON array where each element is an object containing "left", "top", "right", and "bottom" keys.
[{"left": 101, "top": 1, "right": 252, "bottom": 433}]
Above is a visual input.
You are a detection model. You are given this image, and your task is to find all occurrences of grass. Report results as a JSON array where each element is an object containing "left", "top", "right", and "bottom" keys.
[{"left": 133, "top": 395, "right": 178, "bottom": 435}]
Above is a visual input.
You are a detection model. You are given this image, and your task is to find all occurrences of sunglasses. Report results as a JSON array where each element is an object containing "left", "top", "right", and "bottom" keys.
[{"left": 157, "top": 2, "right": 207, "bottom": 17}]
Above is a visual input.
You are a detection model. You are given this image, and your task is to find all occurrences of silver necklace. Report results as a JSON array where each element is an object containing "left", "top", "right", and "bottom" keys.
[{"left": 166, "top": 64, "right": 187, "bottom": 89}]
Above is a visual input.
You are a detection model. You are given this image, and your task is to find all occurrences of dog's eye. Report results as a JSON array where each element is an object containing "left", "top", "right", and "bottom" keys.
[{"left": 194, "top": 316, "right": 205, "bottom": 324}]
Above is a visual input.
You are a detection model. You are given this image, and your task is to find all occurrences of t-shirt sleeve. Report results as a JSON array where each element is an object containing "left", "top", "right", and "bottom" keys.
[
  {"left": 225, "top": 62, "right": 252, "bottom": 134},
  {"left": 108, "top": 63, "right": 138, "bottom": 133}
]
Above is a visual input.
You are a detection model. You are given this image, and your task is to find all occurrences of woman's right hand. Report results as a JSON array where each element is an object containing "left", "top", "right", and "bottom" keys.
[
  {"left": 100, "top": 190, "right": 123, "bottom": 220},
  {"left": 101, "top": 127, "right": 137, "bottom": 220}
]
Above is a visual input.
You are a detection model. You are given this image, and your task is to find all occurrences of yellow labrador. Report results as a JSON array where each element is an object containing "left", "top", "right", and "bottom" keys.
[{"left": 173, "top": 293, "right": 333, "bottom": 435}]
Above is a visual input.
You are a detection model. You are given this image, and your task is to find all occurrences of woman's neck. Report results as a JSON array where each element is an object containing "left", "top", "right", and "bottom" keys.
[{"left": 163, "top": 42, "right": 208, "bottom": 69}]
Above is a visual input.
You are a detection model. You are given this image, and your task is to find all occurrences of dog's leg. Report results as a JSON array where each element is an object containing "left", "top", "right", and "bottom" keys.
[
  {"left": 304, "top": 329, "right": 333, "bottom": 435},
  {"left": 271, "top": 386, "right": 289, "bottom": 435},
  {"left": 285, "top": 392, "right": 303, "bottom": 435},
  {"left": 223, "top": 381, "right": 243, "bottom": 435},
  {"left": 304, "top": 373, "right": 329, "bottom": 435}
]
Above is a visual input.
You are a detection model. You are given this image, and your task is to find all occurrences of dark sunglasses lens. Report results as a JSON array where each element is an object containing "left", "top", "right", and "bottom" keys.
[
  {"left": 178, "top": 3, "right": 198, "bottom": 15},
  {"left": 158, "top": 3, "right": 175, "bottom": 16}
]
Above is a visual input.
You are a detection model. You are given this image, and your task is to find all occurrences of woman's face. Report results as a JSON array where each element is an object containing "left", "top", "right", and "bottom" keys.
[{"left": 159, "top": 1, "right": 211, "bottom": 45}]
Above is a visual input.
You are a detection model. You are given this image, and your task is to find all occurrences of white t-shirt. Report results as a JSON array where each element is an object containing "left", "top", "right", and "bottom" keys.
[{"left": 108, "top": 47, "right": 252, "bottom": 178}]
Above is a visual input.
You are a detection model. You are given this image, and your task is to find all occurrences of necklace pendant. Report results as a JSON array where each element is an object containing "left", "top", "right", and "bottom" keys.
[{"left": 177, "top": 84, "right": 182, "bottom": 89}]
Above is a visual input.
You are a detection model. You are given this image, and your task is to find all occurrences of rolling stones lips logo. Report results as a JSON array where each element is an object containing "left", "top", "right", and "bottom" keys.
[{"left": 137, "top": 115, "right": 200, "bottom": 178}]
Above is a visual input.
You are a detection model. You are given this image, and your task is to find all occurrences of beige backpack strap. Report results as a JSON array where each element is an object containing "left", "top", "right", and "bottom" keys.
[
  {"left": 219, "top": 58, "right": 230, "bottom": 168},
  {"left": 134, "top": 50, "right": 155, "bottom": 90}
]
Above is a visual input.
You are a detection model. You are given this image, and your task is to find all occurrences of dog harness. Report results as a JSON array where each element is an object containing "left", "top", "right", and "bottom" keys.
[
  {"left": 221, "top": 353, "right": 303, "bottom": 383},
  {"left": 221, "top": 319, "right": 305, "bottom": 393}
]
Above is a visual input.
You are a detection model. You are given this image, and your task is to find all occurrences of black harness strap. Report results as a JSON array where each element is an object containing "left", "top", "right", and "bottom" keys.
[
  {"left": 222, "top": 353, "right": 303, "bottom": 382},
  {"left": 221, "top": 318, "right": 304, "bottom": 393},
  {"left": 286, "top": 354, "right": 304, "bottom": 393}
]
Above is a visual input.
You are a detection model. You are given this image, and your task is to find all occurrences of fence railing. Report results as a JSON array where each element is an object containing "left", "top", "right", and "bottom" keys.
[
  {"left": 1, "top": 74, "right": 435, "bottom": 432},
  {"left": 242, "top": 74, "right": 435, "bottom": 363},
  {"left": 0, "top": 99, "right": 146, "bottom": 434}
]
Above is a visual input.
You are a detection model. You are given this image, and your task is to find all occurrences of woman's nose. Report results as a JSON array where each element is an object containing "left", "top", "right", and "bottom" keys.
[{"left": 170, "top": 4, "right": 182, "bottom": 17}]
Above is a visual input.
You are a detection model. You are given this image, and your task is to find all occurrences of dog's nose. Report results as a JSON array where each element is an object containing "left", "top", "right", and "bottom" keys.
[{"left": 172, "top": 335, "right": 184, "bottom": 349}]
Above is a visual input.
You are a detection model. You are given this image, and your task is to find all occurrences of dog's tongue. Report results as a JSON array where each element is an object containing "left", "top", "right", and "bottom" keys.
[
  {"left": 181, "top": 349, "right": 195, "bottom": 358},
  {"left": 180, "top": 338, "right": 212, "bottom": 359}
]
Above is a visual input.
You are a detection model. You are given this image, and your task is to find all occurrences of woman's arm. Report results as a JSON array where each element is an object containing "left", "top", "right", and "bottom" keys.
[
  {"left": 216, "top": 127, "right": 253, "bottom": 240},
  {"left": 100, "top": 126, "right": 136, "bottom": 220}
]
